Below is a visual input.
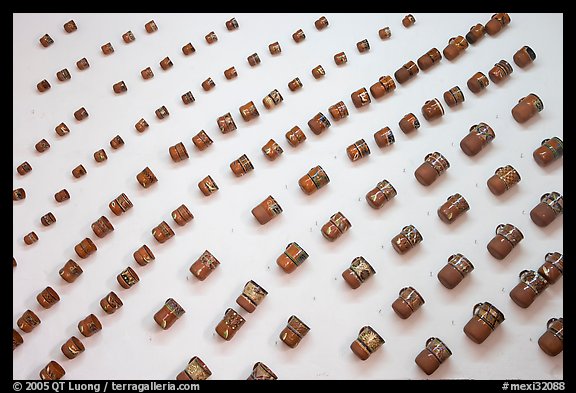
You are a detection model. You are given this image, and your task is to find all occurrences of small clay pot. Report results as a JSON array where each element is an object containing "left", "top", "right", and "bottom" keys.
[
  {"left": 109, "top": 193, "right": 133, "bottom": 216},
  {"left": 487, "top": 165, "right": 521, "bottom": 196},
  {"left": 177, "top": 356, "right": 212, "bottom": 380},
  {"left": 443, "top": 86, "right": 465, "bottom": 108},
  {"left": 190, "top": 250, "right": 220, "bottom": 281},
  {"left": 421, "top": 98, "right": 445, "bottom": 121},
  {"left": 59, "top": 259, "right": 83, "bottom": 283},
  {"left": 39, "top": 361, "right": 65, "bottom": 380},
  {"left": 321, "top": 212, "right": 351, "bottom": 242},
  {"left": 328, "top": 101, "right": 349, "bottom": 121},
  {"left": 373, "top": 127, "right": 395, "bottom": 148},
  {"left": 460, "top": 123, "right": 495, "bottom": 156},
  {"left": 236, "top": 280, "right": 268, "bottom": 313},
  {"left": 485, "top": 13, "right": 511, "bottom": 36},
  {"left": 466, "top": 23, "right": 485, "bottom": 44},
  {"left": 285, "top": 126, "right": 306, "bottom": 147},
  {"left": 365, "top": 179, "right": 397, "bottom": 209},
  {"left": 346, "top": 139, "right": 371, "bottom": 162},
  {"left": 537, "top": 252, "right": 563, "bottom": 284},
  {"left": 467, "top": 72, "right": 489, "bottom": 93},
  {"left": 511, "top": 93, "right": 543, "bottom": 123},
  {"left": 391, "top": 286, "right": 425, "bottom": 319},
  {"left": 100, "top": 291, "right": 123, "bottom": 314},
  {"left": 443, "top": 36, "right": 468, "bottom": 61},
  {"left": 463, "top": 301, "right": 505, "bottom": 344},
  {"left": 251, "top": 195, "right": 283, "bottom": 225},
  {"left": 399, "top": 113, "right": 420, "bottom": 134},
  {"left": 276, "top": 242, "right": 309, "bottom": 273},
  {"left": 77, "top": 314, "right": 102, "bottom": 337},
  {"left": 351, "top": 87, "right": 371, "bottom": 108},
  {"left": 247, "top": 362, "right": 277, "bottom": 380},
  {"left": 509, "top": 270, "right": 549, "bottom": 308},
  {"left": 370, "top": 75, "right": 396, "bottom": 99},
  {"left": 414, "top": 152, "right": 450, "bottom": 186},
  {"left": 488, "top": 60, "right": 513, "bottom": 84},
  {"left": 152, "top": 221, "right": 175, "bottom": 243},
  {"left": 230, "top": 154, "right": 254, "bottom": 177},
  {"left": 486, "top": 223, "right": 524, "bottom": 260},
  {"left": 133, "top": 245, "right": 155, "bottom": 266},
  {"left": 437, "top": 193, "right": 469, "bottom": 224},
  {"left": 350, "top": 326, "right": 384, "bottom": 360},
  {"left": 394, "top": 60, "right": 419, "bottom": 84},
  {"left": 280, "top": 315, "right": 310, "bottom": 348},
  {"left": 308, "top": 112, "right": 331, "bottom": 135},
  {"left": 538, "top": 318, "right": 563, "bottom": 356},
  {"left": 218, "top": 112, "right": 237, "bottom": 133},
  {"left": 513, "top": 46, "right": 536, "bottom": 68},
  {"left": 533, "top": 137, "right": 563, "bottom": 167},
  {"left": 417, "top": 48, "right": 442, "bottom": 71},
  {"left": 36, "top": 286, "right": 60, "bottom": 309},
  {"left": 74, "top": 238, "right": 97, "bottom": 259},
  {"left": 61, "top": 336, "right": 85, "bottom": 359},
  {"left": 192, "top": 130, "right": 213, "bottom": 151},
  {"left": 117, "top": 267, "right": 139, "bottom": 289},
  {"left": 239, "top": 101, "right": 259, "bottom": 121},
  {"left": 391, "top": 225, "right": 423, "bottom": 255},
  {"left": 415, "top": 337, "right": 452, "bottom": 375},
  {"left": 215, "top": 308, "right": 245, "bottom": 341},
  {"left": 17, "top": 309, "right": 41, "bottom": 333},
  {"left": 342, "top": 256, "right": 376, "bottom": 289},
  {"left": 530, "top": 192, "right": 563, "bottom": 227},
  {"left": 198, "top": 175, "right": 219, "bottom": 196},
  {"left": 154, "top": 298, "right": 186, "bottom": 330},
  {"left": 437, "top": 253, "right": 474, "bottom": 289}
]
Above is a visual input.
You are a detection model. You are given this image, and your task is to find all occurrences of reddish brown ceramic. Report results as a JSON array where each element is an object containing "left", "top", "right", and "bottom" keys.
[
  {"left": 40, "top": 34, "right": 54, "bottom": 47},
  {"left": 441, "top": 86, "right": 465, "bottom": 108},
  {"left": 154, "top": 298, "right": 186, "bottom": 329},
  {"left": 365, "top": 180, "right": 397, "bottom": 209},
  {"left": 17, "top": 309, "right": 41, "bottom": 333},
  {"left": 226, "top": 17, "right": 239, "bottom": 30},
  {"left": 236, "top": 280, "right": 268, "bottom": 313},
  {"left": 315, "top": 16, "right": 329, "bottom": 30},
  {"left": 37, "top": 79, "right": 51, "bottom": 92},
  {"left": 285, "top": 126, "right": 307, "bottom": 147},
  {"left": 135, "top": 118, "right": 149, "bottom": 132},
  {"left": 239, "top": 101, "right": 259, "bottom": 121},
  {"left": 136, "top": 166, "right": 158, "bottom": 188},
  {"left": 346, "top": 139, "right": 371, "bottom": 162},
  {"left": 394, "top": 61, "right": 419, "bottom": 84},
  {"left": 230, "top": 154, "right": 254, "bottom": 176},
  {"left": 110, "top": 135, "right": 124, "bottom": 149},
  {"left": 421, "top": 98, "right": 445, "bottom": 121},
  {"left": 334, "top": 52, "right": 347, "bottom": 65},
  {"left": 192, "top": 130, "right": 213, "bottom": 150},
  {"left": 76, "top": 57, "right": 89, "bottom": 70},
  {"left": 512, "top": 93, "right": 544, "bottom": 123},
  {"left": 39, "top": 361, "right": 65, "bottom": 380},
  {"left": 342, "top": 256, "right": 376, "bottom": 289},
  {"left": 399, "top": 113, "right": 420, "bottom": 134},
  {"left": 485, "top": 13, "right": 511, "bottom": 35},
  {"left": 247, "top": 362, "right": 278, "bottom": 380},
  {"left": 93, "top": 149, "right": 107, "bottom": 162},
  {"left": 437, "top": 193, "right": 469, "bottom": 224},
  {"left": 530, "top": 192, "right": 563, "bottom": 227},
  {"left": 190, "top": 250, "right": 220, "bottom": 281},
  {"left": 437, "top": 253, "right": 474, "bottom": 289},
  {"left": 160, "top": 56, "right": 173, "bottom": 70},
  {"left": 36, "top": 286, "right": 60, "bottom": 309},
  {"left": 17, "top": 161, "right": 32, "bottom": 175},
  {"left": 443, "top": 36, "right": 468, "bottom": 61},
  {"left": 172, "top": 204, "right": 194, "bottom": 226},
  {"left": 133, "top": 245, "right": 155, "bottom": 266},
  {"left": 276, "top": 242, "right": 309, "bottom": 273},
  {"left": 101, "top": 42, "right": 114, "bottom": 55},
  {"left": 215, "top": 308, "right": 245, "bottom": 341},
  {"left": 59, "top": 259, "right": 83, "bottom": 283},
  {"left": 329, "top": 101, "right": 349, "bottom": 121},
  {"left": 487, "top": 223, "right": 524, "bottom": 260},
  {"left": 538, "top": 252, "right": 563, "bottom": 284},
  {"left": 379, "top": 27, "right": 391, "bottom": 39},
  {"left": 402, "top": 14, "right": 415, "bottom": 27},
  {"left": 370, "top": 75, "right": 396, "bottom": 99},
  {"left": 350, "top": 87, "right": 371, "bottom": 108},
  {"left": 91, "top": 216, "right": 114, "bottom": 238},
  {"left": 298, "top": 165, "right": 330, "bottom": 195},
  {"left": 350, "top": 326, "right": 384, "bottom": 360},
  {"left": 13, "top": 329, "right": 23, "bottom": 350},
  {"left": 533, "top": 137, "right": 563, "bottom": 167},
  {"left": 13, "top": 188, "right": 25, "bottom": 201},
  {"left": 224, "top": 67, "right": 237, "bottom": 80},
  {"left": 538, "top": 318, "right": 563, "bottom": 356},
  {"left": 182, "top": 91, "right": 195, "bottom": 105},
  {"left": 122, "top": 30, "right": 135, "bottom": 43},
  {"left": 72, "top": 164, "right": 86, "bottom": 179},
  {"left": 141, "top": 67, "right": 154, "bottom": 79},
  {"left": 61, "top": 336, "right": 85, "bottom": 359},
  {"left": 463, "top": 302, "right": 505, "bottom": 344},
  {"left": 487, "top": 165, "right": 521, "bottom": 196},
  {"left": 55, "top": 122, "right": 70, "bottom": 136},
  {"left": 280, "top": 315, "right": 310, "bottom": 348},
  {"left": 288, "top": 77, "right": 303, "bottom": 91},
  {"left": 74, "top": 238, "right": 97, "bottom": 259},
  {"left": 40, "top": 212, "right": 56, "bottom": 226},
  {"left": 417, "top": 48, "right": 442, "bottom": 71},
  {"left": 113, "top": 81, "right": 127, "bottom": 94},
  {"left": 152, "top": 221, "right": 175, "bottom": 243},
  {"left": 460, "top": 122, "right": 495, "bottom": 156},
  {"left": 262, "top": 139, "right": 283, "bottom": 160},
  {"left": 292, "top": 29, "right": 306, "bottom": 42},
  {"left": 321, "top": 212, "right": 351, "bottom": 241},
  {"left": 373, "top": 127, "right": 395, "bottom": 148},
  {"left": 509, "top": 270, "right": 549, "bottom": 308},
  {"left": 53, "top": 189, "right": 70, "bottom": 203},
  {"left": 100, "top": 291, "right": 123, "bottom": 314},
  {"left": 198, "top": 175, "right": 219, "bottom": 196},
  {"left": 391, "top": 225, "right": 423, "bottom": 254},
  {"left": 414, "top": 152, "right": 450, "bottom": 186},
  {"left": 252, "top": 195, "right": 283, "bottom": 225},
  {"left": 182, "top": 42, "right": 195, "bottom": 55},
  {"left": 488, "top": 60, "right": 514, "bottom": 84},
  {"left": 466, "top": 23, "right": 485, "bottom": 44},
  {"left": 56, "top": 68, "right": 71, "bottom": 81},
  {"left": 77, "top": 314, "right": 102, "bottom": 337},
  {"left": 145, "top": 20, "right": 158, "bottom": 33},
  {"left": 216, "top": 113, "right": 234, "bottom": 135},
  {"left": 356, "top": 39, "right": 370, "bottom": 52},
  {"left": 467, "top": 72, "right": 489, "bottom": 93},
  {"left": 205, "top": 31, "right": 218, "bottom": 43},
  {"left": 513, "top": 46, "right": 536, "bottom": 68},
  {"left": 155, "top": 105, "right": 169, "bottom": 119},
  {"left": 263, "top": 89, "right": 283, "bottom": 109},
  {"left": 415, "top": 337, "right": 452, "bottom": 375},
  {"left": 177, "top": 356, "right": 212, "bottom": 380},
  {"left": 312, "top": 65, "right": 325, "bottom": 79},
  {"left": 109, "top": 193, "right": 133, "bottom": 216},
  {"left": 23, "top": 231, "right": 38, "bottom": 245},
  {"left": 269, "top": 41, "right": 281, "bottom": 55},
  {"left": 392, "top": 286, "right": 425, "bottom": 319},
  {"left": 202, "top": 77, "right": 215, "bottom": 91},
  {"left": 247, "top": 53, "right": 261, "bottom": 66},
  {"left": 117, "top": 267, "right": 139, "bottom": 289},
  {"left": 169, "top": 142, "right": 189, "bottom": 162},
  {"left": 308, "top": 112, "right": 331, "bottom": 135}
]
